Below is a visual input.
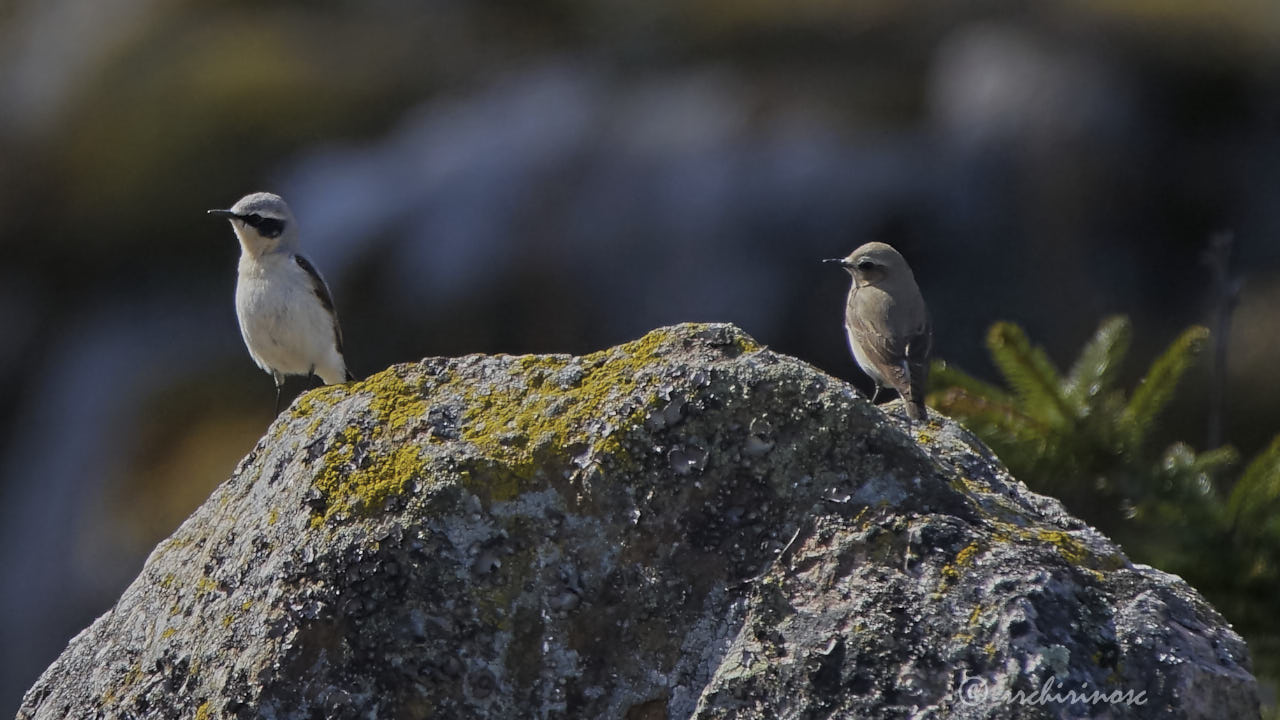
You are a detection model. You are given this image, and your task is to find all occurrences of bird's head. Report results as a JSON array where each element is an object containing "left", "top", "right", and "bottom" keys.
[
  {"left": 209, "top": 192, "right": 298, "bottom": 256},
  {"left": 824, "top": 242, "right": 913, "bottom": 289}
]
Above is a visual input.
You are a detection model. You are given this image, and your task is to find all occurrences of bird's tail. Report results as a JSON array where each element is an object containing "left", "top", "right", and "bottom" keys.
[
  {"left": 905, "top": 345, "right": 930, "bottom": 422},
  {"left": 905, "top": 394, "right": 927, "bottom": 422},
  {"left": 316, "top": 362, "right": 355, "bottom": 385}
]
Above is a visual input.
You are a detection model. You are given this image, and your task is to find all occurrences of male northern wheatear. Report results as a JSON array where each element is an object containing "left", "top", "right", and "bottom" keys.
[{"left": 209, "top": 192, "right": 353, "bottom": 412}]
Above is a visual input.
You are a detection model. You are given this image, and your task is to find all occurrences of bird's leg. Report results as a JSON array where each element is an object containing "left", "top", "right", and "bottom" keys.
[
  {"left": 309, "top": 365, "right": 322, "bottom": 388},
  {"left": 870, "top": 385, "right": 881, "bottom": 404},
  {"left": 273, "top": 372, "right": 285, "bottom": 415}
]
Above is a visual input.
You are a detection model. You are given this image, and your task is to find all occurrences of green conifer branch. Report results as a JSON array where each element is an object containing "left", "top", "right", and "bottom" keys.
[
  {"left": 928, "top": 359, "right": 1014, "bottom": 406},
  {"left": 986, "top": 322, "right": 1074, "bottom": 426},
  {"left": 1063, "top": 316, "right": 1132, "bottom": 413},
  {"left": 1228, "top": 434, "right": 1280, "bottom": 531},
  {"left": 1120, "top": 326, "right": 1209, "bottom": 451}
]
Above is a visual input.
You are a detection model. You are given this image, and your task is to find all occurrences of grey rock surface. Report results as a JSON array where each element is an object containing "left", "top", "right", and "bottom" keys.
[{"left": 17, "top": 323, "right": 1258, "bottom": 719}]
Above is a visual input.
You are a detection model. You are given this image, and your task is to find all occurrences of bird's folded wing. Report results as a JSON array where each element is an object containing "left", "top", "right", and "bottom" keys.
[
  {"left": 849, "top": 311, "right": 912, "bottom": 391},
  {"left": 293, "top": 254, "right": 345, "bottom": 354},
  {"left": 905, "top": 313, "right": 933, "bottom": 397}
]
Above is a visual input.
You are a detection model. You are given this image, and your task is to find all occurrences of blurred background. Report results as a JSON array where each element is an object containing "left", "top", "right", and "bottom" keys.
[{"left": 2, "top": 0, "right": 1279, "bottom": 712}]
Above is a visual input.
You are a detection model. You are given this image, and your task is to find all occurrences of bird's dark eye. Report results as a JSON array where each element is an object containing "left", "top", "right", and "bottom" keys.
[
  {"left": 256, "top": 218, "right": 285, "bottom": 238},
  {"left": 246, "top": 213, "right": 262, "bottom": 225},
  {"left": 856, "top": 259, "right": 877, "bottom": 271}
]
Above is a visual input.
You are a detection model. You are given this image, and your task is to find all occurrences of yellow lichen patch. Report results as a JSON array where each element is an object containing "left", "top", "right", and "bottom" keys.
[
  {"left": 222, "top": 614, "right": 234, "bottom": 628},
  {"left": 102, "top": 665, "right": 143, "bottom": 704},
  {"left": 1032, "top": 529, "right": 1126, "bottom": 575},
  {"left": 948, "top": 477, "right": 990, "bottom": 507},
  {"left": 161, "top": 627, "right": 176, "bottom": 639},
  {"left": 267, "top": 508, "right": 279, "bottom": 526},
  {"left": 955, "top": 542, "right": 981, "bottom": 566},
  {"left": 304, "top": 364, "right": 440, "bottom": 525},
  {"left": 988, "top": 522, "right": 1127, "bottom": 576},
  {"left": 968, "top": 604, "right": 983, "bottom": 626},
  {"left": 195, "top": 576, "right": 219, "bottom": 597},
  {"left": 291, "top": 394, "right": 317, "bottom": 419},
  {"left": 311, "top": 427, "right": 427, "bottom": 527},
  {"left": 289, "top": 382, "right": 355, "bottom": 436},
  {"left": 1035, "top": 530, "right": 1091, "bottom": 566},
  {"left": 948, "top": 476, "right": 1033, "bottom": 526},
  {"left": 290, "top": 383, "right": 352, "bottom": 419},
  {"left": 361, "top": 368, "right": 430, "bottom": 434},
  {"left": 941, "top": 541, "right": 984, "bottom": 585},
  {"left": 158, "top": 535, "right": 192, "bottom": 554},
  {"left": 455, "top": 329, "right": 687, "bottom": 501},
  {"left": 308, "top": 325, "right": 760, "bottom": 522},
  {"left": 195, "top": 701, "right": 212, "bottom": 720}
]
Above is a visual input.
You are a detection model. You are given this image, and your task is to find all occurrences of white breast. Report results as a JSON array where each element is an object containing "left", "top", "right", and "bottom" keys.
[
  {"left": 846, "top": 325, "right": 888, "bottom": 387},
  {"left": 235, "top": 254, "right": 345, "bottom": 382}
]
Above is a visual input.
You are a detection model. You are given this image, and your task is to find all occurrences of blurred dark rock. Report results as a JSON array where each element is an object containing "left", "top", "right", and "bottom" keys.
[{"left": 17, "top": 324, "right": 1257, "bottom": 719}]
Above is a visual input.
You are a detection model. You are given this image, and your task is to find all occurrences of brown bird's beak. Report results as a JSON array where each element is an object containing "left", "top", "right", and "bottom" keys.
[
  {"left": 207, "top": 209, "right": 239, "bottom": 219},
  {"left": 823, "top": 257, "right": 852, "bottom": 268}
]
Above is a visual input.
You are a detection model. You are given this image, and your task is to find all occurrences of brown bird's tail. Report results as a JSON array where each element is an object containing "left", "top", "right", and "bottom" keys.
[
  {"left": 905, "top": 393, "right": 927, "bottom": 422},
  {"left": 903, "top": 314, "right": 932, "bottom": 422}
]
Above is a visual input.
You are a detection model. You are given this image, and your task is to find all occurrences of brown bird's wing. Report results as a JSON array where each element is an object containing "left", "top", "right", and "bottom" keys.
[
  {"left": 848, "top": 306, "right": 911, "bottom": 390},
  {"left": 848, "top": 303, "right": 931, "bottom": 420},
  {"left": 293, "top": 254, "right": 345, "bottom": 357}
]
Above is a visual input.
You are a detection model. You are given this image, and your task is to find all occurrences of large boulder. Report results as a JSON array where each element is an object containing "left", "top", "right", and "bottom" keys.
[{"left": 17, "top": 323, "right": 1258, "bottom": 719}]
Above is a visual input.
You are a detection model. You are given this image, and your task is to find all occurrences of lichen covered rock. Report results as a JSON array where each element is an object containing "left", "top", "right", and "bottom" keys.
[{"left": 17, "top": 324, "right": 1258, "bottom": 719}]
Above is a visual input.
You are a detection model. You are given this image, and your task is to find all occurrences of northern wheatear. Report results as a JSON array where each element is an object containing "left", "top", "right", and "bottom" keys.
[
  {"left": 825, "top": 242, "right": 931, "bottom": 421},
  {"left": 209, "top": 192, "right": 353, "bottom": 412}
]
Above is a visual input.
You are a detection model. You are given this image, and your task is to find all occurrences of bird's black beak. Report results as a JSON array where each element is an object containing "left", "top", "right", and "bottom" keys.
[
  {"left": 207, "top": 209, "right": 238, "bottom": 219},
  {"left": 823, "top": 258, "right": 851, "bottom": 268}
]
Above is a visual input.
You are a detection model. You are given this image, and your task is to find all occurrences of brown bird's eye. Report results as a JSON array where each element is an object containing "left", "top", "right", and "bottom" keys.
[{"left": 856, "top": 259, "right": 876, "bottom": 271}]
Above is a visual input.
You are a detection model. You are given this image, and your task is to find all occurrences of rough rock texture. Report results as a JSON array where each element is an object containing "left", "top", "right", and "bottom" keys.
[{"left": 18, "top": 324, "right": 1258, "bottom": 719}]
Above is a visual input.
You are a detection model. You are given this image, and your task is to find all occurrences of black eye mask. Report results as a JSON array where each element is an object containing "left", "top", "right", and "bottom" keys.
[{"left": 243, "top": 214, "right": 286, "bottom": 238}]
